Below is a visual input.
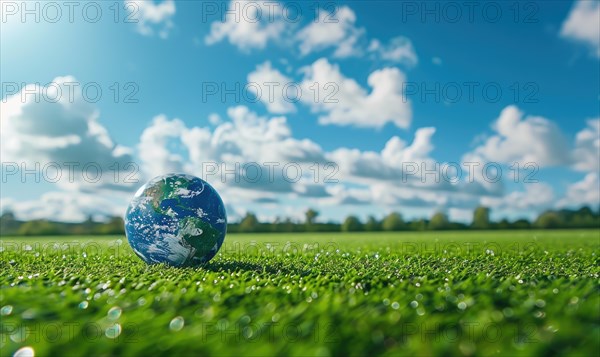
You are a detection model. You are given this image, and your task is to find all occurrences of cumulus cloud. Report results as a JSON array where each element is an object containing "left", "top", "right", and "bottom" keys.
[
  {"left": 466, "top": 107, "right": 600, "bottom": 175},
  {"left": 327, "top": 127, "right": 503, "bottom": 198},
  {"left": 572, "top": 118, "right": 600, "bottom": 172},
  {"left": 194, "top": 106, "right": 325, "bottom": 164},
  {"left": 0, "top": 76, "right": 138, "bottom": 192},
  {"left": 327, "top": 128, "right": 434, "bottom": 182},
  {"left": 137, "top": 115, "right": 187, "bottom": 176},
  {"left": 125, "top": 0, "right": 176, "bottom": 39},
  {"left": 382, "top": 128, "right": 436, "bottom": 166},
  {"left": 1, "top": 192, "right": 125, "bottom": 222},
  {"left": 465, "top": 105, "right": 570, "bottom": 167},
  {"left": 557, "top": 173, "right": 600, "bottom": 208},
  {"left": 481, "top": 183, "right": 555, "bottom": 211},
  {"left": 560, "top": 0, "right": 600, "bottom": 57},
  {"left": 300, "top": 58, "right": 412, "bottom": 129},
  {"left": 137, "top": 108, "right": 505, "bottom": 211},
  {"left": 368, "top": 37, "right": 418, "bottom": 66},
  {"left": 205, "top": 0, "right": 288, "bottom": 51},
  {"left": 296, "top": 5, "right": 364, "bottom": 58},
  {"left": 248, "top": 58, "right": 414, "bottom": 120},
  {"left": 322, "top": 181, "right": 483, "bottom": 213},
  {"left": 296, "top": 6, "right": 418, "bottom": 65},
  {"left": 208, "top": 113, "right": 222, "bottom": 125},
  {"left": 371, "top": 184, "right": 459, "bottom": 208},
  {"left": 205, "top": 2, "right": 418, "bottom": 68},
  {"left": 247, "top": 61, "right": 296, "bottom": 114},
  {"left": 137, "top": 106, "right": 326, "bottom": 197},
  {"left": 4, "top": 75, "right": 589, "bottom": 222}
]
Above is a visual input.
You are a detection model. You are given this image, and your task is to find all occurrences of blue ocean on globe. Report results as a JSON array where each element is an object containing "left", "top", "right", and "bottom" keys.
[{"left": 125, "top": 174, "right": 227, "bottom": 267}]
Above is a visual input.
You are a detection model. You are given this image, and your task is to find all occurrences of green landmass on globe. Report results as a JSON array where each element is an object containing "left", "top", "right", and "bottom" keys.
[
  {"left": 178, "top": 216, "right": 222, "bottom": 262},
  {"left": 125, "top": 174, "right": 227, "bottom": 267}
]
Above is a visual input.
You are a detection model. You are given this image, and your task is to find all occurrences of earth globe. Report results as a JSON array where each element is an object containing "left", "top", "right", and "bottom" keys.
[{"left": 124, "top": 173, "right": 227, "bottom": 267}]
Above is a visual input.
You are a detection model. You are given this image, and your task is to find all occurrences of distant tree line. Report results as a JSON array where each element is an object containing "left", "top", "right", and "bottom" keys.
[
  {"left": 2, "top": 206, "right": 597, "bottom": 236},
  {"left": 228, "top": 206, "right": 600, "bottom": 233},
  {"left": 0, "top": 213, "right": 125, "bottom": 236}
]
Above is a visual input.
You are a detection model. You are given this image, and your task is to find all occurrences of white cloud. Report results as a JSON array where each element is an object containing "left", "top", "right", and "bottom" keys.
[
  {"left": 371, "top": 184, "right": 453, "bottom": 208},
  {"left": 322, "top": 181, "right": 484, "bottom": 214},
  {"left": 368, "top": 37, "right": 418, "bottom": 66},
  {"left": 137, "top": 107, "right": 326, "bottom": 197},
  {"left": 205, "top": 0, "right": 288, "bottom": 51},
  {"left": 137, "top": 115, "right": 187, "bottom": 176},
  {"left": 137, "top": 108, "right": 503, "bottom": 211},
  {"left": 294, "top": 5, "right": 418, "bottom": 64},
  {"left": 247, "top": 61, "right": 296, "bottom": 114},
  {"left": 0, "top": 76, "right": 138, "bottom": 192},
  {"left": 1, "top": 191, "right": 124, "bottom": 222},
  {"left": 205, "top": 2, "right": 419, "bottom": 67},
  {"left": 199, "top": 106, "right": 324, "bottom": 164},
  {"left": 482, "top": 183, "right": 555, "bottom": 211},
  {"left": 382, "top": 128, "right": 436, "bottom": 166},
  {"left": 208, "top": 113, "right": 222, "bottom": 125},
  {"left": 125, "top": 0, "right": 176, "bottom": 39},
  {"left": 324, "top": 127, "right": 439, "bottom": 186},
  {"left": 321, "top": 184, "right": 371, "bottom": 206},
  {"left": 326, "top": 127, "right": 503, "bottom": 199},
  {"left": 300, "top": 58, "right": 412, "bottom": 129},
  {"left": 327, "top": 146, "right": 402, "bottom": 183},
  {"left": 448, "top": 208, "right": 474, "bottom": 223},
  {"left": 326, "top": 128, "right": 434, "bottom": 183},
  {"left": 557, "top": 173, "right": 600, "bottom": 208},
  {"left": 560, "top": 0, "right": 600, "bottom": 57},
  {"left": 465, "top": 105, "right": 570, "bottom": 167},
  {"left": 572, "top": 118, "right": 600, "bottom": 172},
  {"left": 296, "top": 5, "right": 364, "bottom": 58}
]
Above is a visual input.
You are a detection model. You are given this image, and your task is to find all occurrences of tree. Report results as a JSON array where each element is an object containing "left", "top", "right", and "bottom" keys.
[
  {"left": 471, "top": 206, "right": 490, "bottom": 229},
  {"left": 283, "top": 217, "right": 296, "bottom": 232},
  {"left": 341, "top": 216, "right": 362, "bottom": 232},
  {"left": 571, "top": 206, "right": 598, "bottom": 228},
  {"left": 305, "top": 209, "right": 319, "bottom": 226},
  {"left": 410, "top": 219, "right": 428, "bottom": 231},
  {"left": 1, "top": 211, "right": 15, "bottom": 221},
  {"left": 428, "top": 212, "right": 449, "bottom": 230},
  {"left": 82, "top": 214, "right": 96, "bottom": 234},
  {"left": 364, "top": 216, "right": 381, "bottom": 231},
  {"left": 382, "top": 212, "right": 404, "bottom": 231},
  {"left": 512, "top": 219, "right": 531, "bottom": 230},
  {"left": 577, "top": 206, "right": 593, "bottom": 217},
  {"left": 239, "top": 212, "right": 260, "bottom": 233},
  {"left": 534, "top": 211, "right": 562, "bottom": 229},
  {"left": 17, "top": 220, "right": 60, "bottom": 236},
  {"left": 497, "top": 219, "right": 510, "bottom": 230},
  {"left": 95, "top": 216, "right": 125, "bottom": 235},
  {"left": 1, "top": 211, "right": 19, "bottom": 235}
]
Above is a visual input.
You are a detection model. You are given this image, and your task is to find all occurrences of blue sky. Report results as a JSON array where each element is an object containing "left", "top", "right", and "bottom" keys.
[{"left": 1, "top": 0, "right": 599, "bottom": 223}]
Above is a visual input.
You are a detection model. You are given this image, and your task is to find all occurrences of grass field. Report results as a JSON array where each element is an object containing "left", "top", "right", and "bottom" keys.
[{"left": 1, "top": 230, "right": 599, "bottom": 356}]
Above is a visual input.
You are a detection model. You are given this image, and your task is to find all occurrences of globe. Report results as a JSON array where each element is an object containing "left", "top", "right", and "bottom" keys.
[{"left": 124, "top": 173, "right": 227, "bottom": 267}]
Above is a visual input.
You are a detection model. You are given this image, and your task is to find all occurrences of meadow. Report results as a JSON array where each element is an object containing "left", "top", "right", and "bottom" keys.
[{"left": 1, "top": 230, "right": 599, "bottom": 356}]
